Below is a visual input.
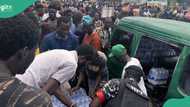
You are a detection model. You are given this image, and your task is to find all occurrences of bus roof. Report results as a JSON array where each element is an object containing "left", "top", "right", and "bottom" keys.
[{"left": 117, "top": 17, "right": 190, "bottom": 46}]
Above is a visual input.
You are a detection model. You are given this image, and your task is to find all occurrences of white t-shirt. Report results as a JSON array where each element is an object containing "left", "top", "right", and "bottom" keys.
[
  {"left": 121, "top": 57, "right": 147, "bottom": 96},
  {"left": 41, "top": 11, "right": 61, "bottom": 21},
  {"left": 16, "top": 50, "right": 78, "bottom": 89}
]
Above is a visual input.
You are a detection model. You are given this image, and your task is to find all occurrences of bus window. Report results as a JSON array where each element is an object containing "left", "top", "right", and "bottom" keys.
[
  {"left": 135, "top": 36, "right": 182, "bottom": 102},
  {"left": 135, "top": 36, "right": 181, "bottom": 74}
]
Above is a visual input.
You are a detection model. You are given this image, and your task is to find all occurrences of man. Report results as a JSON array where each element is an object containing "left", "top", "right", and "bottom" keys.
[
  {"left": 41, "top": 0, "right": 62, "bottom": 37},
  {"left": 117, "top": 2, "right": 132, "bottom": 20},
  {"left": 91, "top": 66, "right": 151, "bottom": 107},
  {"left": 16, "top": 45, "right": 97, "bottom": 107},
  {"left": 0, "top": 15, "right": 52, "bottom": 107},
  {"left": 71, "top": 11, "right": 83, "bottom": 35},
  {"left": 41, "top": 0, "right": 62, "bottom": 22},
  {"left": 40, "top": 16, "right": 79, "bottom": 52},
  {"left": 72, "top": 55, "right": 108, "bottom": 97},
  {"left": 121, "top": 56, "right": 147, "bottom": 96},
  {"left": 95, "top": 20, "right": 109, "bottom": 51},
  {"left": 60, "top": 9, "right": 73, "bottom": 23},
  {"left": 108, "top": 44, "right": 147, "bottom": 94},
  {"left": 41, "top": 8, "right": 58, "bottom": 37},
  {"left": 82, "top": 24, "right": 101, "bottom": 51},
  {"left": 119, "top": 44, "right": 148, "bottom": 95},
  {"left": 107, "top": 44, "right": 128, "bottom": 79},
  {"left": 185, "top": 9, "right": 190, "bottom": 21}
]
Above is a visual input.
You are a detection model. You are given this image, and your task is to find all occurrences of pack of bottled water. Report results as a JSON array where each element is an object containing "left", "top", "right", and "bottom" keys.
[{"left": 147, "top": 67, "right": 169, "bottom": 85}]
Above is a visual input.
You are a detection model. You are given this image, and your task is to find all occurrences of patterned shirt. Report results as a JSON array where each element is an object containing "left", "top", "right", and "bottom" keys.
[{"left": 0, "top": 78, "right": 52, "bottom": 107}]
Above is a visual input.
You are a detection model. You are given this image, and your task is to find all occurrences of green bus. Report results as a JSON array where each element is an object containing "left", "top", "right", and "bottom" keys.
[{"left": 110, "top": 17, "right": 190, "bottom": 105}]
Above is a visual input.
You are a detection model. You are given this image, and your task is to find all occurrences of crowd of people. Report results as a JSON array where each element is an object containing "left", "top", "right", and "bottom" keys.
[
  {"left": 160, "top": 6, "right": 190, "bottom": 22},
  {"left": 114, "top": 3, "right": 190, "bottom": 22},
  {"left": 0, "top": 0, "right": 189, "bottom": 107}
]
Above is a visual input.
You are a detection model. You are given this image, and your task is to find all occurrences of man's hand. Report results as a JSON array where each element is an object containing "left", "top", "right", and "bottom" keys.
[
  {"left": 71, "top": 86, "right": 80, "bottom": 93},
  {"left": 90, "top": 96, "right": 101, "bottom": 107},
  {"left": 55, "top": 87, "right": 74, "bottom": 107},
  {"left": 42, "top": 78, "right": 60, "bottom": 94},
  {"left": 89, "top": 89, "right": 96, "bottom": 98}
]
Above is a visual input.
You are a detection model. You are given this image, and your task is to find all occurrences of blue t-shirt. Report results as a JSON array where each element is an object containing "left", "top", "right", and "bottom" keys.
[{"left": 40, "top": 32, "right": 79, "bottom": 52}]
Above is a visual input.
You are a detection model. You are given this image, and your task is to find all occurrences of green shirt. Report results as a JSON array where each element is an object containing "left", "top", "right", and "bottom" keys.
[{"left": 107, "top": 55, "right": 125, "bottom": 79}]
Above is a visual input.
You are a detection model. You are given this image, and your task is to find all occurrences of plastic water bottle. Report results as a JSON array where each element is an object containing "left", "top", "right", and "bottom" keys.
[{"left": 148, "top": 68, "right": 169, "bottom": 85}]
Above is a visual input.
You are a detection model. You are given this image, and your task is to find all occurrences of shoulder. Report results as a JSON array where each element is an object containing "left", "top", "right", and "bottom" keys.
[
  {"left": 41, "top": 32, "right": 57, "bottom": 46},
  {"left": 43, "top": 32, "right": 57, "bottom": 40},
  {"left": 56, "top": 50, "right": 78, "bottom": 66},
  {"left": 95, "top": 56, "right": 106, "bottom": 68},
  {"left": 126, "top": 57, "right": 142, "bottom": 67},
  {"left": 35, "top": 50, "right": 69, "bottom": 61},
  {"left": 98, "top": 51, "right": 107, "bottom": 61},
  {"left": 92, "top": 32, "right": 100, "bottom": 37},
  {"left": 5, "top": 79, "right": 52, "bottom": 107},
  {"left": 131, "top": 57, "right": 141, "bottom": 63},
  {"left": 69, "top": 33, "right": 78, "bottom": 40},
  {"left": 21, "top": 86, "right": 52, "bottom": 107},
  {"left": 124, "top": 79, "right": 149, "bottom": 100}
]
